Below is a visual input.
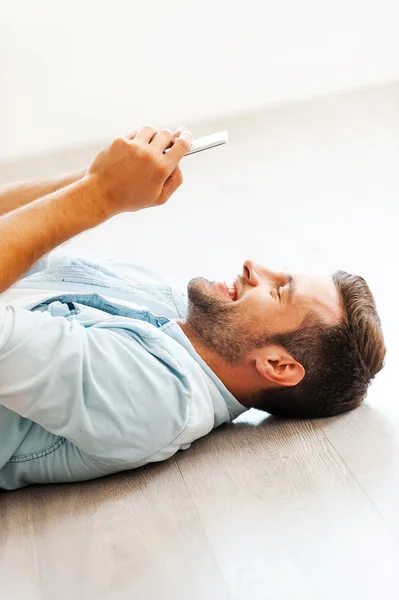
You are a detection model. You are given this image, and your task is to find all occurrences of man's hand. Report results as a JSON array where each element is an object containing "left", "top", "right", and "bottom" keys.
[
  {"left": 0, "top": 125, "right": 192, "bottom": 292},
  {"left": 87, "top": 126, "right": 193, "bottom": 217}
]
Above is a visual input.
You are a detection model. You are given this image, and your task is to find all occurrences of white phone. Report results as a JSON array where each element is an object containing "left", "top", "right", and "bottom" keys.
[{"left": 164, "top": 130, "right": 228, "bottom": 156}]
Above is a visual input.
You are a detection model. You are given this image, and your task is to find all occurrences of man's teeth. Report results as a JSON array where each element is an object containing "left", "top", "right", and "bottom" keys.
[{"left": 224, "top": 282, "right": 236, "bottom": 300}]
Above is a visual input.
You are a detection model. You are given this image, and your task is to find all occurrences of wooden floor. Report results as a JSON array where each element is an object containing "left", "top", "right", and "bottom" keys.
[
  {"left": 1, "top": 407, "right": 399, "bottom": 600},
  {"left": 1, "top": 84, "right": 399, "bottom": 599}
]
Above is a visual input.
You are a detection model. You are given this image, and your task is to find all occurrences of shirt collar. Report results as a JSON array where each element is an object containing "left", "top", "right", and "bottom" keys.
[{"left": 161, "top": 320, "right": 248, "bottom": 422}]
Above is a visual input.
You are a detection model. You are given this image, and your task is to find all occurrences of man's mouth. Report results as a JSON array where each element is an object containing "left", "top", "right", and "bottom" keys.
[{"left": 215, "top": 279, "right": 239, "bottom": 301}]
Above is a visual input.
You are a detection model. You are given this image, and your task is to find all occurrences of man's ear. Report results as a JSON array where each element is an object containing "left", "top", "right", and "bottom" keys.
[{"left": 255, "top": 347, "right": 305, "bottom": 388}]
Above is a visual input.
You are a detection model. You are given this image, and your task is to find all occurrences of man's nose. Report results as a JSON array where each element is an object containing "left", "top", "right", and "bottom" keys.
[
  {"left": 243, "top": 260, "right": 281, "bottom": 287},
  {"left": 243, "top": 260, "right": 264, "bottom": 286}
]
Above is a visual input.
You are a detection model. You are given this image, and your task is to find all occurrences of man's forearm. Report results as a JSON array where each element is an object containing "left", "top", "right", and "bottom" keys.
[
  {"left": 0, "top": 168, "right": 87, "bottom": 217},
  {"left": 0, "top": 175, "right": 106, "bottom": 292}
]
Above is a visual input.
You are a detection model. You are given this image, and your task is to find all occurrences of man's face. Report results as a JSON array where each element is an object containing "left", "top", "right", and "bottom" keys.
[{"left": 185, "top": 260, "right": 342, "bottom": 365}]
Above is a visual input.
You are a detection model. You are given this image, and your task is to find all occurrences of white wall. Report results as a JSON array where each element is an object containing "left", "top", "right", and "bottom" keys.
[{"left": 1, "top": 0, "right": 399, "bottom": 162}]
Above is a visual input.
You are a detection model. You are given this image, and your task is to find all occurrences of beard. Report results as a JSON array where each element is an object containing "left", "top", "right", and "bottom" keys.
[{"left": 185, "top": 277, "right": 268, "bottom": 365}]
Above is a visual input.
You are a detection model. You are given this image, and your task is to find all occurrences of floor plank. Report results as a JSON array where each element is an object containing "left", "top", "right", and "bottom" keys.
[
  {"left": 176, "top": 410, "right": 399, "bottom": 600},
  {"left": 317, "top": 400, "right": 399, "bottom": 539},
  {"left": 0, "top": 461, "right": 232, "bottom": 600}
]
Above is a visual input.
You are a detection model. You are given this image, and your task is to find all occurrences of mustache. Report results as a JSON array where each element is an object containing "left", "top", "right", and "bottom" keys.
[{"left": 187, "top": 278, "right": 231, "bottom": 314}]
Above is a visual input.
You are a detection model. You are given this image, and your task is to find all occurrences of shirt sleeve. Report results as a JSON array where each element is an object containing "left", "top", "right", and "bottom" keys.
[{"left": 0, "top": 303, "right": 192, "bottom": 463}]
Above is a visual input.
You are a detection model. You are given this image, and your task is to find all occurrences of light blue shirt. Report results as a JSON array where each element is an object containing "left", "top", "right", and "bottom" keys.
[{"left": 0, "top": 250, "right": 247, "bottom": 490}]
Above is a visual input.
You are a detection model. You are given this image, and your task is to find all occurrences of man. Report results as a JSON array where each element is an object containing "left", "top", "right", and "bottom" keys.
[{"left": 0, "top": 126, "right": 386, "bottom": 490}]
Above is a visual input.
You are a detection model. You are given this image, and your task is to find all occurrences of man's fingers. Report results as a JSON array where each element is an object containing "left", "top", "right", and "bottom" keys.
[
  {"left": 162, "top": 126, "right": 190, "bottom": 151},
  {"left": 173, "top": 126, "right": 189, "bottom": 139},
  {"left": 158, "top": 166, "right": 184, "bottom": 204},
  {"left": 151, "top": 129, "right": 174, "bottom": 152},
  {"left": 135, "top": 126, "right": 158, "bottom": 143},
  {"left": 126, "top": 129, "right": 138, "bottom": 140},
  {"left": 126, "top": 125, "right": 188, "bottom": 145},
  {"left": 165, "top": 130, "right": 193, "bottom": 167}
]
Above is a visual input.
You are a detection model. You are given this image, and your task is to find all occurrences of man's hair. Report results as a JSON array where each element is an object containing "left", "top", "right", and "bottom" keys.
[{"left": 250, "top": 271, "right": 386, "bottom": 418}]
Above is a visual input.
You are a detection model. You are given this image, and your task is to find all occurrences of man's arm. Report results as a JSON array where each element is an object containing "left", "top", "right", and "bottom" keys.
[
  {"left": 0, "top": 126, "right": 192, "bottom": 293},
  {"left": 0, "top": 169, "right": 87, "bottom": 216},
  {"left": 0, "top": 176, "right": 106, "bottom": 292}
]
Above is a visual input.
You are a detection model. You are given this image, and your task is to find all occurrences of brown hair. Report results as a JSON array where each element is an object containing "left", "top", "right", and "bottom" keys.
[{"left": 250, "top": 271, "right": 386, "bottom": 418}]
